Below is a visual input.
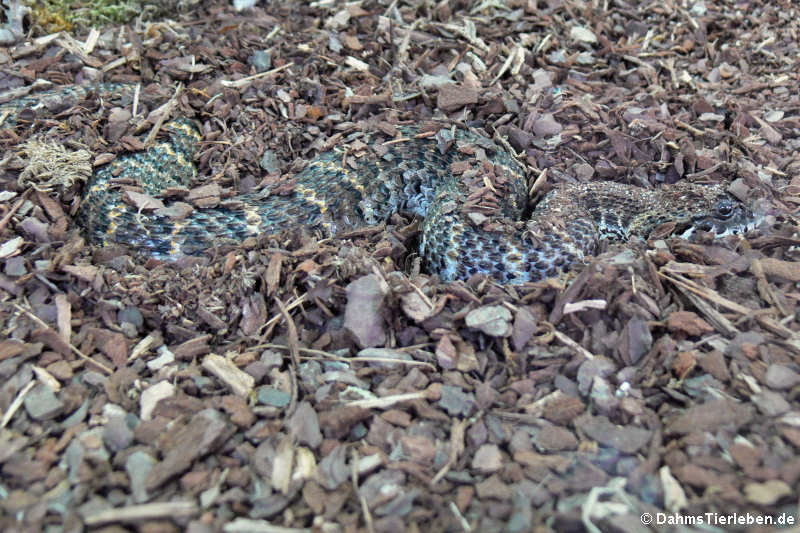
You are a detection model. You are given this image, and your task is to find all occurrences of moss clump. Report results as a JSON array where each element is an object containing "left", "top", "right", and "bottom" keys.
[{"left": 23, "top": 1, "right": 191, "bottom": 36}]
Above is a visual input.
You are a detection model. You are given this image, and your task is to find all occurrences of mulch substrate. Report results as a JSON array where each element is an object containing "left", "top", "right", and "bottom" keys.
[{"left": 1, "top": 0, "right": 799, "bottom": 531}]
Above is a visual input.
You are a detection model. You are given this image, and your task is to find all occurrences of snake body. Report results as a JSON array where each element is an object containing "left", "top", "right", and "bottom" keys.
[{"left": 3, "top": 84, "right": 758, "bottom": 284}]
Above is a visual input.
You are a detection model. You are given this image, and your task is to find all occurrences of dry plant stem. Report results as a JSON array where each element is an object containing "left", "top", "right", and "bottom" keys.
[
  {"left": 0, "top": 381, "right": 36, "bottom": 429},
  {"left": 273, "top": 295, "right": 300, "bottom": 416},
  {"left": 13, "top": 303, "right": 114, "bottom": 374},
  {"left": 0, "top": 189, "right": 30, "bottom": 233}
]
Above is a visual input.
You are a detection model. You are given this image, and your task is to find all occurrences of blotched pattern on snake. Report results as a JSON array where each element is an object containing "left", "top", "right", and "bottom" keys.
[{"left": 2, "top": 84, "right": 759, "bottom": 284}]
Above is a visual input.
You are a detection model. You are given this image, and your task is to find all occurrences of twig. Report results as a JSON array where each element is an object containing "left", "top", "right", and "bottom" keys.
[
  {"left": 0, "top": 380, "right": 35, "bottom": 429},
  {"left": 0, "top": 189, "right": 30, "bottom": 233},
  {"left": 220, "top": 63, "right": 294, "bottom": 88},
  {"left": 144, "top": 84, "right": 183, "bottom": 147},
  {"left": 273, "top": 296, "right": 300, "bottom": 416},
  {"left": 552, "top": 329, "right": 595, "bottom": 360},
  {"left": 13, "top": 303, "right": 113, "bottom": 374},
  {"left": 347, "top": 391, "right": 427, "bottom": 409}
]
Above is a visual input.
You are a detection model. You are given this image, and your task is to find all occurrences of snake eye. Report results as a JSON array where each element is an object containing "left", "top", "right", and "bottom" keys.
[
  {"left": 715, "top": 199, "right": 734, "bottom": 219},
  {"left": 698, "top": 221, "right": 715, "bottom": 232}
]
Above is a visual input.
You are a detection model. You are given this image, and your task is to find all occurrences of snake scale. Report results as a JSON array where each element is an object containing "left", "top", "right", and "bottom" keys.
[{"left": 2, "top": 84, "right": 758, "bottom": 284}]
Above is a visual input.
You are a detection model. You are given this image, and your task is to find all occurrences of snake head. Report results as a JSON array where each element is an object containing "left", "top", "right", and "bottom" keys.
[{"left": 679, "top": 192, "right": 761, "bottom": 240}]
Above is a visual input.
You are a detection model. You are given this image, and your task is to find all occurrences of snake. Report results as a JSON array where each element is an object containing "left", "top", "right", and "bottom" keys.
[{"left": 2, "top": 83, "right": 759, "bottom": 284}]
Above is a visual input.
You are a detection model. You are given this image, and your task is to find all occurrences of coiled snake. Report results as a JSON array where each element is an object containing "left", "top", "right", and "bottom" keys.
[{"left": 3, "top": 84, "right": 759, "bottom": 284}]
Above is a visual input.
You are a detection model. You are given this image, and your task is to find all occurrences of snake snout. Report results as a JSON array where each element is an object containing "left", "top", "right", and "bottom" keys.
[{"left": 685, "top": 203, "right": 757, "bottom": 239}]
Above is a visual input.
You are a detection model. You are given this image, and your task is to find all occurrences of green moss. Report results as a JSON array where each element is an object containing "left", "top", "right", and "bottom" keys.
[{"left": 23, "top": 1, "right": 185, "bottom": 36}]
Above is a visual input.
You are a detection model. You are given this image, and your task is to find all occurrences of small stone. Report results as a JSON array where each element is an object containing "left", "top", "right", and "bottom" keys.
[
  {"left": 23, "top": 383, "right": 64, "bottom": 420},
  {"left": 764, "top": 110, "right": 784, "bottom": 122},
  {"left": 752, "top": 390, "right": 791, "bottom": 416},
  {"left": 570, "top": 26, "right": 597, "bottom": 43},
  {"left": 574, "top": 163, "right": 594, "bottom": 180},
  {"left": 249, "top": 50, "right": 272, "bottom": 72},
  {"left": 359, "top": 469, "right": 404, "bottom": 506},
  {"left": 4, "top": 256, "right": 27, "bottom": 276},
  {"left": 690, "top": 1, "right": 707, "bottom": 15},
  {"left": 419, "top": 74, "right": 454, "bottom": 90},
  {"left": 726, "top": 332, "right": 764, "bottom": 360},
  {"left": 259, "top": 149, "right": 279, "bottom": 173},
  {"left": 471, "top": 444, "right": 504, "bottom": 473},
  {"left": 325, "top": 32, "right": 343, "bottom": 52},
  {"left": 547, "top": 49, "right": 567, "bottom": 64},
  {"left": 118, "top": 306, "right": 144, "bottom": 331},
  {"left": 465, "top": 305, "right": 512, "bottom": 337},
  {"left": 260, "top": 350, "right": 283, "bottom": 368},
  {"left": 317, "top": 444, "right": 350, "bottom": 490},
  {"left": 439, "top": 385, "right": 477, "bottom": 417},
  {"left": 375, "top": 488, "right": 419, "bottom": 517},
  {"left": 590, "top": 375, "right": 619, "bottom": 414},
  {"left": 576, "top": 357, "right": 615, "bottom": 395},
  {"left": 103, "top": 414, "right": 134, "bottom": 452},
  {"left": 325, "top": 8, "right": 350, "bottom": 30},
  {"left": 467, "top": 420, "right": 488, "bottom": 448},
  {"left": 125, "top": 451, "right": 158, "bottom": 503},
  {"left": 256, "top": 386, "right": 291, "bottom": 407},
  {"left": 698, "top": 112, "right": 725, "bottom": 122},
  {"left": 514, "top": 479, "right": 550, "bottom": 507},
  {"left": 764, "top": 364, "right": 800, "bottom": 390}
]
